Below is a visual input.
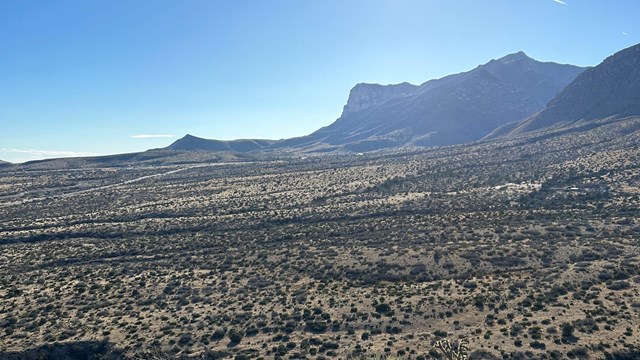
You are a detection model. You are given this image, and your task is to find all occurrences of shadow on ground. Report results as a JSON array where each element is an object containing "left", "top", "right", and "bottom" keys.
[{"left": 0, "top": 341, "right": 123, "bottom": 360}]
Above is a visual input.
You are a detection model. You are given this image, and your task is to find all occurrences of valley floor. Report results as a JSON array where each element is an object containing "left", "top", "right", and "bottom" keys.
[{"left": 1, "top": 118, "right": 640, "bottom": 359}]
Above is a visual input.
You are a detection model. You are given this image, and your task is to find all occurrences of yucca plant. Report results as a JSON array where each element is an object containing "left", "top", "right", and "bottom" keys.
[{"left": 433, "top": 338, "right": 468, "bottom": 360}]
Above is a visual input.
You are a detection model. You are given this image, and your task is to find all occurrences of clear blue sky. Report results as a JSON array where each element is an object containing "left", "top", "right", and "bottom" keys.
[{"left": 1, "top": 0, "right": 638, "bottom": 162}]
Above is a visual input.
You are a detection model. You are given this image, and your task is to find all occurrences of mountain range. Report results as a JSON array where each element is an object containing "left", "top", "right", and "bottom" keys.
[
  {"left": 4, "top": 43, "right": 640, "bottom": 167},
  {"left": 168, "top": 51, "right": 586, "bottom": 153}
]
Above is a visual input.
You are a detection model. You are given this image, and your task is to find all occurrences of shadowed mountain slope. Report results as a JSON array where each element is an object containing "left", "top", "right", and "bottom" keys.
[{"left": 499, "top": 43, "right": 640, "bottom": 137}]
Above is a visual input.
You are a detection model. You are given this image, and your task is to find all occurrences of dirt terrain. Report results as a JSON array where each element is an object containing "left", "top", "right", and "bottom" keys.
[{"left": 1, "top": 117, "right": 639, "bottom": 359}]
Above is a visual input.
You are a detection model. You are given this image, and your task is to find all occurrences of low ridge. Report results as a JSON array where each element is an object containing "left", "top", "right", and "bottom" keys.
[{"left": 167, "top": 134, "right": 277, "bottom": 152}]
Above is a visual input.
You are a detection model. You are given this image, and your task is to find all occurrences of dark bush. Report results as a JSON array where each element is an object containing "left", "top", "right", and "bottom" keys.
[{"left": 375, "top": 303, "right": 392, "bottom": 314}]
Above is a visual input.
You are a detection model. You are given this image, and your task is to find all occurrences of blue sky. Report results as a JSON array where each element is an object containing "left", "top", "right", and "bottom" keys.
[{"left": 1, "top": 0, "right": 638, "bottom": 162}]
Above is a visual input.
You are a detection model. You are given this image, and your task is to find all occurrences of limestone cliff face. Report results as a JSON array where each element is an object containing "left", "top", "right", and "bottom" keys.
[{"left": 342, "top": 82, "right": 420, "bottom": 114}]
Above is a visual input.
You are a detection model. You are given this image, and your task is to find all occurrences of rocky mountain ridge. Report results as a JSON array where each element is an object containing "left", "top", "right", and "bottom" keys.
[{"left": 488, "top": 43, "right": 640, "bottom": 139}]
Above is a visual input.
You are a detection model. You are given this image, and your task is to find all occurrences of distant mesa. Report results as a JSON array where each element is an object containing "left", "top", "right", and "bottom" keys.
[{"left": 167, "top": 134, "right": 277, "bottom": 152}]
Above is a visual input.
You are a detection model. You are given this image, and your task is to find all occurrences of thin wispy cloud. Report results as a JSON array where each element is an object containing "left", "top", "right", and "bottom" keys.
[
  {"left": 1, "top": 148, "right": 102, "bottom": 157},
  {"left": 130, "top": 134, "right": 176, "bottom": 139},
  {"left": 553, "top": 0, "right": 567, "bottom": 4},
  {"left": 622, "top": 32, "right": 628, "bottom": 36},
  {"left": 0, "top": 148, "right": 103, "bottom": 163}
]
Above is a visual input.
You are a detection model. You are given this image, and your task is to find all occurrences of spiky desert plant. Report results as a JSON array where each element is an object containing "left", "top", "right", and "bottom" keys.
[{"left": 433, "top": 338, "right": 468, "bottom": 360}]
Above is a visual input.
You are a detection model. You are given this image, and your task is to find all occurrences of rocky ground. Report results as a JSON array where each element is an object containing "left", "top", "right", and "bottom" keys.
[{"left": 1, "top": 118, "right": 639, "bottom": 359}]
